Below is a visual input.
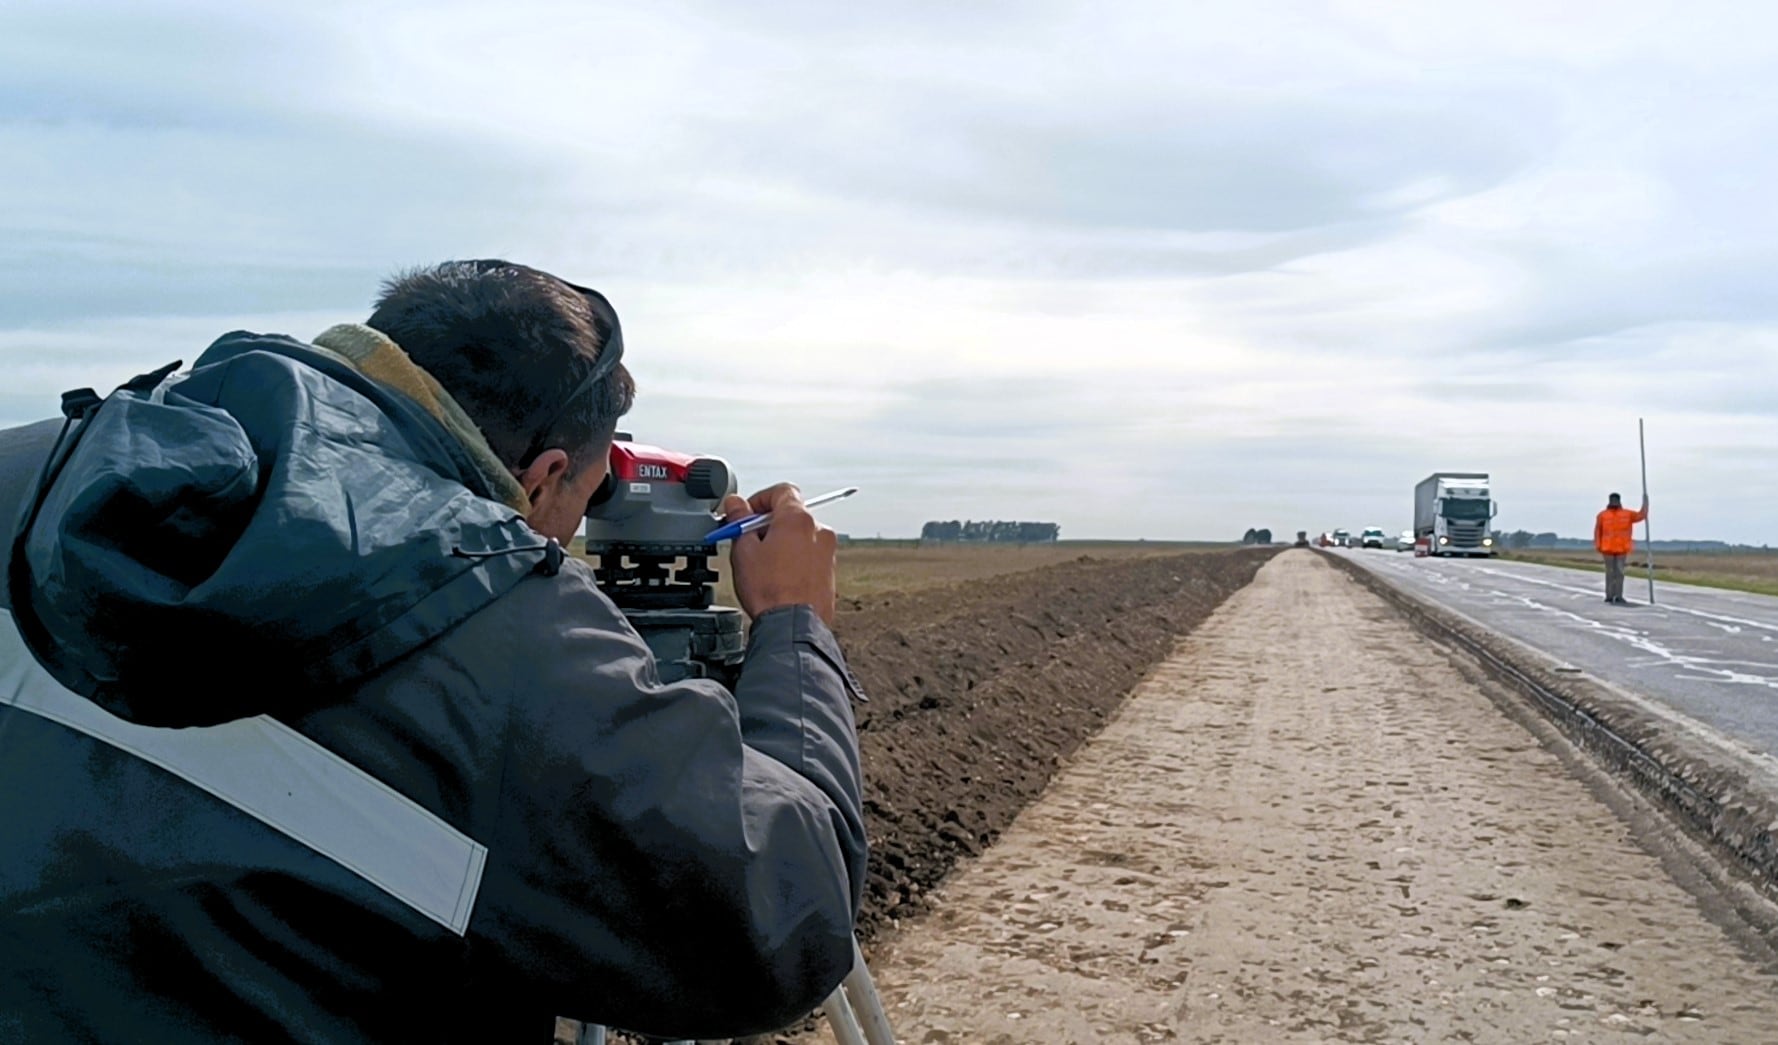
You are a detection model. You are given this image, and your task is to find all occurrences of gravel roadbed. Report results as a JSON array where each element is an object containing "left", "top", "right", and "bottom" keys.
[{"left": 1324, "top": 549, "right": 1778, "bottom": 942}]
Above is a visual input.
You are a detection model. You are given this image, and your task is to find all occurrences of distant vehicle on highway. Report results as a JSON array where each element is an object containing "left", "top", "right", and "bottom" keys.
[
  {"left": 1359, "top": 527, "right": 1387, "bottom": 549},
  {"left": 1331, "top": 528, "right": 1352, "bottom": 548},
  {"left": 1414, "top": 472, "right": 1498, "bottom": 557},
  {"left": 1395, "top": 529, "right": 1415, "bottom": 552}
]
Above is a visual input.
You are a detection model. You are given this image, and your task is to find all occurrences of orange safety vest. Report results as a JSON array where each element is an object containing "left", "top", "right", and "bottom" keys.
[{"left": 1594, "top": 505, "right": 1647, "bottom": 556}]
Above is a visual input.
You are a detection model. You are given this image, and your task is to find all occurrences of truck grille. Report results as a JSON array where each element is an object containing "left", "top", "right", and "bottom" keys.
[{"left": 1446, "top": 522, "right": 1488, "bottom": 547}]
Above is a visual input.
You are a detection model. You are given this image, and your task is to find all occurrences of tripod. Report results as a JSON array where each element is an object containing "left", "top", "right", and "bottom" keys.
[{"left": 571, "top": 936, "right": 895, "bottom": 1044}]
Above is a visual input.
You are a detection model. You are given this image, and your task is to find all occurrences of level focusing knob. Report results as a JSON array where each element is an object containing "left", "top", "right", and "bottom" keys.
[{"left": 684, "top": 458, "right": 733, "bottom": 500}]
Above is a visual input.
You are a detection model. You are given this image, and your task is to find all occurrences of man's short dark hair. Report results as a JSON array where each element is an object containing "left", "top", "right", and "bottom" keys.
[
  {"left": 367, "top": 260, "right": 636, "bottom": 470},
  {"left": 1609, "top": 492, "right": 1622, "bottom": 502}
]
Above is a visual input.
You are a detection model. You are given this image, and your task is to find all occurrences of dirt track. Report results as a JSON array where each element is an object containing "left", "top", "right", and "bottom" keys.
[
  {"left": 834, "top": 547, "right": 1276, "bottom": 940},
  {"left": 854, "top": 550, "right": 1778, "bottom": 1042}
]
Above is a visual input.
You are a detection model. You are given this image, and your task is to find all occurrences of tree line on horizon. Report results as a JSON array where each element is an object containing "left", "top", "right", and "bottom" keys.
[
  {"left": 1496, "top": 529, "right": 1766, "bottom": 552},
  {"left": 919, "top": 520, "right": 1060, "bottom": 543}
]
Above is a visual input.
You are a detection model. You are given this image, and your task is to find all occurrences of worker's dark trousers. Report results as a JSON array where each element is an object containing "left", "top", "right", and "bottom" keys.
[{"left": 1603, "top": 553, "right": 1627, "bottom": 601}]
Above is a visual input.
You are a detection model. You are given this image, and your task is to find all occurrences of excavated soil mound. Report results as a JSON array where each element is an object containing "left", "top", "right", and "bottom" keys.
[{"left": 834, "top": 547, "right": 1276, "bottom": 941}]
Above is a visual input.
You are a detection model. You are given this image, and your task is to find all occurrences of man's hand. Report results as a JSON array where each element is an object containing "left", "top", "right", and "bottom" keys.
[{"left": 723, "top": 484, "right": 838, "bottom": 627}]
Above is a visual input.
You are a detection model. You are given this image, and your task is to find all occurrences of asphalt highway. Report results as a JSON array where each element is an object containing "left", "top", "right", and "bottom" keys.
[{"left": 1333, "top": 548, "right": 1778, "bottom": 763}]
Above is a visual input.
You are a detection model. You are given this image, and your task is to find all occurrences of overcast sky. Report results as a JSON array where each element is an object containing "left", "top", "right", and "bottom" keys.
[{"left": 4, "top": 1, "right": 1776, "bottom": 543}]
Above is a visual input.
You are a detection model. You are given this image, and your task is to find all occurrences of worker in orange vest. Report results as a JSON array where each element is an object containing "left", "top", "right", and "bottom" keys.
[{"left": 1594, "top": 491, "right": 1649, "bottom": 604}]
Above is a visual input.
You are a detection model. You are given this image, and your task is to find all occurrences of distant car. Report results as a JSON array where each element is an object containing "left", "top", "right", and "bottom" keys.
[
  {"left": 1331, "top": 528, "right": 1352, "bottom": 548},
  {"left": 1360, "top": 527, "right": 1387, "bottom": 549},
  {"left": 1395, "top": 529, "right": 1415, "bottom": 552}
]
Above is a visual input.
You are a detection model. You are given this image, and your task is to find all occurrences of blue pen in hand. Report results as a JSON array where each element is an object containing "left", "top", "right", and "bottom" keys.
[{"left": 703, "top": 487, "right": 860, "bottom": 544}]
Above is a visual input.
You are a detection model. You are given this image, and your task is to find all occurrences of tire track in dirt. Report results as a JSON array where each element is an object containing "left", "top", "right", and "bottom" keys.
[{"left": 855, "top": 550, "right": 1778, "bottom": 1043}]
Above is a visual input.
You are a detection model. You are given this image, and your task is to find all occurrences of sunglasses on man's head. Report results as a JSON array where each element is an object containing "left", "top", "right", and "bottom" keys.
[{"left": 519, "top": 279, "right": 625, "bottom": 468}]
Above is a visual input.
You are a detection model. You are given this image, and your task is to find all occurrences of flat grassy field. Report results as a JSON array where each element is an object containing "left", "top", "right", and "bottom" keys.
[
  {"left": 831, "top": 539, "right": 1232, "bottom": 596},
  {"left": 1500, "top": 548, "right": 1778, "bottom": 597},
  {"left": 569, "top": 538, "right": 1239, "bottom": 604}
]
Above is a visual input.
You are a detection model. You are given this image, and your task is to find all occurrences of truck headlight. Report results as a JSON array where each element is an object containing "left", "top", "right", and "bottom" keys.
[
  {"left": 1438, "top": 536, "right": 1448, "bottom": 545},
  {"left": 1482, "top": 538, "right": 1493, "bottom": 547}
]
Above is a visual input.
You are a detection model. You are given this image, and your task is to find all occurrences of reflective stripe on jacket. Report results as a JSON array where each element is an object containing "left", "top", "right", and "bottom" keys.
[{"left": 1594, "top": 505, "right": 1647, "bottom": 555}]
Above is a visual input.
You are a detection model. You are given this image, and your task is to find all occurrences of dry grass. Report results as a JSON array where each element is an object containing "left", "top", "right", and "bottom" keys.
[
  {"left": 569, "top": 538, "right": 1237, "bottom": 605},
  {"left": 1500, "top": 548, "right": 1778, "bottom": 597},
  {"left": 832, "top": 539, "right": 1230, "bottom": 597}
]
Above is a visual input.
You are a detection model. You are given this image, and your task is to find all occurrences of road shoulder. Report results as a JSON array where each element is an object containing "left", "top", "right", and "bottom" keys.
[{"left": 1323, "top": 550, "right": 1778, "bottom": 961}]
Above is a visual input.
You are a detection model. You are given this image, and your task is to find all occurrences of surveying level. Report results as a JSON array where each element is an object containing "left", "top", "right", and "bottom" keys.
[
  {"left": 584, "top": 435, "right": 746, "bottom": 685},
  {"left": 568, "top": 436, "right": 895, "bottom": 1044}
]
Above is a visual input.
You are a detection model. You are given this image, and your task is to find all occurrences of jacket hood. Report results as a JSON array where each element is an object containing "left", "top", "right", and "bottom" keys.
[{"left": 10, "top": 332, "right": 553, "bottom": 727}]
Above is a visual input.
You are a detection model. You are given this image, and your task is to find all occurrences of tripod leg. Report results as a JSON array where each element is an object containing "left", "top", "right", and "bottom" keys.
[
  {"left": 822, "top": 985, "right": 870, "bottom": 1045},
  {"left": 843, "top": 937, "right": 897, "bottom": 1045},
  {"left": 570, "top": 938, "right": 893, "bottom": 1045}
]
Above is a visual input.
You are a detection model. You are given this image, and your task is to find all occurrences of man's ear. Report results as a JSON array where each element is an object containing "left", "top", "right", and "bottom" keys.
[{"left": 516, "top": 448, "right": 571, "bottom": 506}]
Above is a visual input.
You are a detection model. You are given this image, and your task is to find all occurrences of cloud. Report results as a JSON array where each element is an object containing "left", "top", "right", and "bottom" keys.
[
  {"left": 712, "top": 85, "right": 1540, "bottom": 237},
  {"left": 0, "top": 310, "right": 343, "bottom": 424},
  {"left": 3, "top": 1, "right": 1777, "bottom": 544},
  {"left": 0, "top": 115, "right": 584, "bottom": 324}
]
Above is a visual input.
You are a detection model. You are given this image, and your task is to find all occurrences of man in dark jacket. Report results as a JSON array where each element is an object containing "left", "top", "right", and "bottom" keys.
[{"left": 0, "top": 260, "right": 867, "bottom": 1042}]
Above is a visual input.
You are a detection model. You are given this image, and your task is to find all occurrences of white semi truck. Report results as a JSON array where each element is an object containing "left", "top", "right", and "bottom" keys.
[{"left": 1414, "top": 472, "right": 1497, "bottom": 557}]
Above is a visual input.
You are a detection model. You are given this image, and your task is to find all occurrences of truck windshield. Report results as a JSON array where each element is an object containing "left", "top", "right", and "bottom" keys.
[{"left": 1442, "top": 499, "right": 1491, "bottom": 521}]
